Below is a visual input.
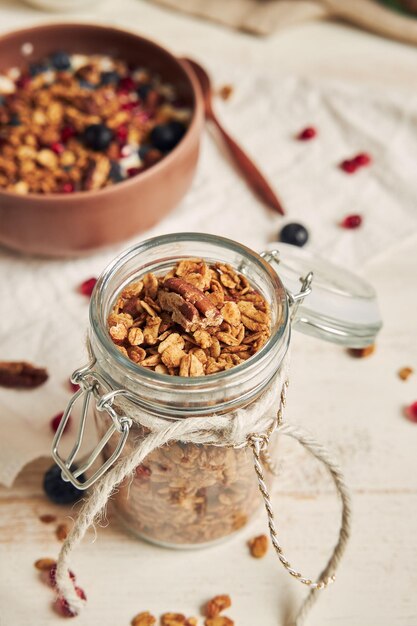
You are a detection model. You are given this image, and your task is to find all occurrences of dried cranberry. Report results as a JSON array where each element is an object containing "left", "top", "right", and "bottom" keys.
[
  {"left": 341, "top": 214, "right": 362, "bottom": 229},
  {"left": 135, "top": 464, "right": 151, "bottom": 479},
  {"left": 79, "top": 277, "right": 97, "bottom": 297},
  {"left": 115, "top": 125, "right": 128, "bottom": 143},
  {"left": 50, "top": 412, "right": 71, "bottom": 434},
  {"left": 119, "top": 76, "right": 135, "bottom": 91},
  {"left": 353, "top": 153, "right": 372, "bottom": 167},
  {"left": 16, "top": 75, "right": 31, "bottom": 89},
  {"left": 297, "top": 126, "right": 317, "bottom": 141},
  {"left": 61, "top": 126, "right": 76, "bottom": 142},
  {"left": 121, "top": 101, "right": 136, "bottom": 111},
  {"left": 340, "top": 159, "right": 357, "bottom": 174},
  {"left": 51, "top": 142, "right": 65, "bottom": 155},
  {"left": 61, "top": 182, "right": 74, "bottom": 193},
  {"left": 68, "top": 379, "right": 80, "bottom": 393},
  {"left": 404, "top": 401, "right": 417, "bottom": 423},
  {"left": 126, "top": 167, "right": 142, "bottom": 177}
]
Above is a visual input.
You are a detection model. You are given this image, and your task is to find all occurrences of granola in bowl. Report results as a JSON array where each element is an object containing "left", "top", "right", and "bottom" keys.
[{"left": 0, "top": 51, "right": 191, "bottom": 194}]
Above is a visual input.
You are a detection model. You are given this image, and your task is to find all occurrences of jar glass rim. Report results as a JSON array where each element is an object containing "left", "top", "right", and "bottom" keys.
[{"left": 89, "top": 232, "right": 289, "bottom": 394}]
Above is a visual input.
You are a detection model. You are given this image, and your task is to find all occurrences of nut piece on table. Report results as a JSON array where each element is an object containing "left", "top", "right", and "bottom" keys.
[
  {"left": 161, "top": 613, "right": 188, "bottom": 626},
  {"left": 248, "top": 534, "right": 269, "bottom": 558},
  {"left": 34, "top": 557, "right": 56, "bottom": 571},
  {"left": 347, "top": 345, "right": 375, "bottom": 358},
  {"left": 205, "top": 618, "right": 234, "bottom": 626},
  {"left": 204, "top": 595, "right": 232, "bottom": 618},
  {"left": 131, "top": 611, "right": 156, "bottom": 626},
  {"left": 0, "top": 361, "right": 48, "bottom": 389},
  {"left": 398, "top": 366, "right": 413, "bottom": 381}
]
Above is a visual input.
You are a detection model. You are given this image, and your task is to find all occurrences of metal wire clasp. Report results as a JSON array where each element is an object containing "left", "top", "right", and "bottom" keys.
[
  {"left": 52, "top": 359, "right": 133, "bottom": 490},
  {"left": 261, "top": 249, "right": 313, "bottom": 320}
]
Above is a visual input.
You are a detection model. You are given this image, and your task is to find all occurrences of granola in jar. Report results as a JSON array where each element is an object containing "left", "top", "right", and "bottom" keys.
[
  {"left": 0, "top": 51, "right": 190, "bottom": 194},
  {"left": 97, "top": 256, "right": 279, "bottom": 546}
]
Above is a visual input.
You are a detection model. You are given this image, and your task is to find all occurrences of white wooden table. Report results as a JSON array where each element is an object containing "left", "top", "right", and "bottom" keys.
[{"left": 1, "top": 2, "right": 417, "bottom": 625}]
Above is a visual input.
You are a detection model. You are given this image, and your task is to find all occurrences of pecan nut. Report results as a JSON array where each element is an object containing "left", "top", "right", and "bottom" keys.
[{"left": 0, "top": 361, "right": 48, "bottom": 389}]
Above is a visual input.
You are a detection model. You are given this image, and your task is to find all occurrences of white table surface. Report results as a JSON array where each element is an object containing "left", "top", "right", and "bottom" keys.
[{"left": 0, "top": 2, "right": 417, "bottom": 625}]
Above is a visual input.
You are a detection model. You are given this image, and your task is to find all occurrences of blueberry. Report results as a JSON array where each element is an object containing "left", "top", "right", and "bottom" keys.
[
  {"left": 100, "top": 70, "right": 120, "bottom": 86},
  {"left": 78, "top": 79, "right": 95, "bottom": 90},
  {"left": 109, "top": 161, "right": 124, "bottom": 183},
  {"left": 8, "top": 113, "right": 20, "bottom": 126},
  {"left": 137, "top": 83, "right": 152, "bottom": 100},
  {"left": 138, "top": 144, "right": 151, "bottom": 160},
  {"left": 279, "top": 223, "right": 309, "bottom": 247},
  {"left": 0, "top": 95, "right": 5, "bottom": 106},
  {"left": 29, "top": 62, "right": 47, "bottom": 77},
  {"left": 50, "top": 51, "right": 71, "bottom": 71},
  {"left": 149, "top": 121, "right": 186, "bottom": 152},
  {"left": 43, "top": 463, "right": 85, "bottom": 505},
  {"left": 82, "top": 123, "right": 113, "bottom": 151}
]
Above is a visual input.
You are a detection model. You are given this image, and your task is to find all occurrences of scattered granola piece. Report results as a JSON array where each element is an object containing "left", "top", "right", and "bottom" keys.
[
  {"left": 39, "top": 514, "right": 57, "bottom": 524},
  {"left": 248, "top": 534, "right": 269, "bottom": 558},
  {"left": 56, "top": 523, "right": 69, "bottom": 541},
  {"left": 204, "top": 595, "right": 231, "bottom": 618},
  {"left": 204, "top": 618, "right": 234, "bottom": 626},
  {"left": 218, "top": 84, "right": 234, "bottom": 101},
  {"left": 34, "top": 557, "right": 56, "bottom": 571},
  {"left": 161, "top": 613, "right": 187, "bottom": 626},
  {"left": 0, "top": 361, "right": 48, "bottom": 389},
  {"left": 348, "top": 345, "right": 375, "bottom": 358},
  {"left": 398, "top": 366, "right": 413, "bottom": 381},
  {"left": 131, "top": 611, "right": 156, "bottom": 626}
]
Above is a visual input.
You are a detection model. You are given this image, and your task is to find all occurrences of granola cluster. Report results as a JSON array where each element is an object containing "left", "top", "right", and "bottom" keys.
[
  {"left": 0, "top": 51, "right": 190, "bottom": 194},
  {"left": 107, "top": 258, "right": 271, "bottom": 376}
]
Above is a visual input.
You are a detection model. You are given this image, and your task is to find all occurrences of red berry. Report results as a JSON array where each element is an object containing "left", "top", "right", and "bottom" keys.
[
  {"left": 49, "top": 565, "right": 76, "bottom": 588},
  {"left": 121, "top": 101, "right": 136, "bottom": 111},
  {"left": 341, "top": 214, "right": 362, "bottom": 229},
  {"left": 297, "top": 126, "right": 317, "bottom": 141},
  {"left": 61, "top": 126, "right": 76, "bottom": 142},
  {"left": 68, "top": 379, "right": 80, "bottom": 393},
  {"left": 61, "top": 182, "right": 74, "bottom": 193},
  {"left": 353, "top": 153, "right": 372, "bottom": 167},
  {"left": 16, "top": 75, "right": 31, "bottom": 89},
  {"left": 135, "top": 464, "right": 151, "bottom": 479},
  {"left": 404, "top": 401, "right": 417, "bottom": 423},
  {"left": 127, "top": 167, "right": 142, "bottom": 177},
  {"left": 119, "top": 76, "right": 135, "bottom": 91},
  {"left": 51, "top": 142, "right": 65, "bottom": 155},
  {"left": 50, "top": 412, "right": 71, "bottom": 434},
  {"left": 340, "top": 159, "right": 358, "bottom": 174},
  {"left": 115, "top": 125, "right": 128, "bottom": 143},
  {"left": 79, "top": 277, "right": 97, "bottom": 297}
]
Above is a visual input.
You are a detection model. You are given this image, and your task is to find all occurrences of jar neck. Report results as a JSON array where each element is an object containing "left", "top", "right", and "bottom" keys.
[{"left": 89, "top": 233, "right": 290, "bottom": 418}]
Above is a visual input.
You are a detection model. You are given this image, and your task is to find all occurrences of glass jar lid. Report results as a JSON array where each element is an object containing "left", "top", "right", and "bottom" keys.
[{"left": 262, "top": 243, "right": 382, "bottom": 348}]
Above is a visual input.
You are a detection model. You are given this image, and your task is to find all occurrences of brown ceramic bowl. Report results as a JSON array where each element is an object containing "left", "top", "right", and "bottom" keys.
[{"left": 0, "top": 23, "right": 203, "bottom": 257}]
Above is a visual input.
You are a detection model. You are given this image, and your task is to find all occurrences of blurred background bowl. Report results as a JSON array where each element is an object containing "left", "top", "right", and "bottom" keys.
[{"left": 0, "top": 23, "right": 203, "bottom": 257}]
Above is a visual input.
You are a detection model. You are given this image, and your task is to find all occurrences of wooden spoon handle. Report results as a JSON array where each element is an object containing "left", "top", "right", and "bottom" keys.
[
  {"left": 209, "top": 111, "right": 285, "bottom": 215},
  {"left": 322, "top": 0, "right": 417, "bottom": 46}
]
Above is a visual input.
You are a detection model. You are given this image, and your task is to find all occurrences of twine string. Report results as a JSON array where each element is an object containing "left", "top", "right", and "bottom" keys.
[{"left": 55, "top": 375, "right": 351, "bottom": 626}]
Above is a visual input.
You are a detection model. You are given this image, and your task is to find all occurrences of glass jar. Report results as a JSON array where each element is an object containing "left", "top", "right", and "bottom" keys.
[{"left": 54, "top": 233, "right": 382, "bottom": 549}]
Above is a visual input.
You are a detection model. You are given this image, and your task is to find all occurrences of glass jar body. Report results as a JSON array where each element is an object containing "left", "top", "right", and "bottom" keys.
[
  {"left": 95, "top": 373, "right": 281, "bottom": 548},
  {"left": 89, "top": 233, "right": 289, "bottom": 548}
]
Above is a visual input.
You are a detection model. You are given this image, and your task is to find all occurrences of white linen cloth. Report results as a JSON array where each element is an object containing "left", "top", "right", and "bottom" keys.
[{"left": 1, "top": 69, "right": 417, "bottom": 486}]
